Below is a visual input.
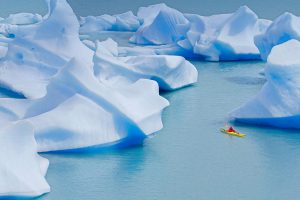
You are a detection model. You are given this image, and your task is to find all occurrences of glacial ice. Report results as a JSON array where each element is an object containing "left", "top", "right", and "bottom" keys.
[
  {"left": 0, "top": 13, "right": 43, "bottom": 25},
  {"left": 127, "top": 4, "right": 271, "bottom": 61},
  {"left": 230, "top": 40, "right": 300, "bottom": 129},
  {"left": 0, "top": 57, "right": 169, "bottom": 152},
  {"left": 94, "top": 39, "right": 198, "bottom": 90},
  {"left": 5, "top": 0, "right": 300, "bottom": 197},
  {"left": 184, "top": 6, "right": 271, "bottom": 61},
  {"left": 32, "top": 3, "right": 272, "bottom": 61},
  {"left": 130, "top": 3, "right": 190, "bottom": 45},
  {"left": 0, "top": 122, "right": 50, "bottom": 197},
  {"left": 255, "top": 12, "right": 300, "bottom": 60},
  {"left": 79, "top": 11, "right": 140, "bottom": 34},
  {"left": 0, "top": 0, "right": 93, "bottom": 99}
]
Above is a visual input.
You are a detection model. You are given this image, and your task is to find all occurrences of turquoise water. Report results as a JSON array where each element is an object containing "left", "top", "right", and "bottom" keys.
[
  {"left": 37, "top": 62, "right": 300, "bottom": 200},
  {"left": 1, "top": 1, "right": 300, "bottom": 200}
]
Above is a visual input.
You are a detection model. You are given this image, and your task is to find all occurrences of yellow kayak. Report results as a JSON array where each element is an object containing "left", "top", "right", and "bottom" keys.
[{"left": 220, "top": 128, "right": 246, "bottom": 137}]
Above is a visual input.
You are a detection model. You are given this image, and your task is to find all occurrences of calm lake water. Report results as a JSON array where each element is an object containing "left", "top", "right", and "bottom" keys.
[{"left": 1, "top": 1, "right": 300, "bottom": 200}]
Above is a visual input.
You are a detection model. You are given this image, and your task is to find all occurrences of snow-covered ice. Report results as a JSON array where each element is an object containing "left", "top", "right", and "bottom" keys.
[
  {"left": 5, "top": 0, "right": 300, "bottom": 197},
  {"left": 185, "top": 6, "right": 271, "bottom": 61},
  {"left": 130, "top": 3, "right": 189, "bottom": 45},
  {"left": 0, "top": 122, "right": 50, "bottom": 197},
  {"left": 127, "top": 4, "right": 271, "bottom": 61},
  {"left": 230, "top": 40, "right": 300, "bottom": 129},
  {"left": 255, "top": 12, "right": 300, "bottom": 60},
  {"left": 0, "top": 13, "right": 42, "bottom": 25},
  {"left": 0, "top": 0, "right": 93, "bottom": 99},
  {"left": 0, "top": 57, "right": 169, "bottom": 152},
  {"left": 79, "top": 11, "right": 140, "bottom": 35},
  {"left": 94, "top": 39, "right": 198, "bottom": 90}
]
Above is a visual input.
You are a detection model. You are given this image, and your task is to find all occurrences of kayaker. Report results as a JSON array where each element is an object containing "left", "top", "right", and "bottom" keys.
[{"left": 227, "top": 126, "right": 236, "bottom": 133}]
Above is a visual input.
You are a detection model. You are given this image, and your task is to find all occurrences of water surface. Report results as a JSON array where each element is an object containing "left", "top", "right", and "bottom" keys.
[
  {"left": 1, "top": 1, "right": 300, "bottom": 199},
  {"left": 6, "top": 61, "right": 298, "bottom": 200}
]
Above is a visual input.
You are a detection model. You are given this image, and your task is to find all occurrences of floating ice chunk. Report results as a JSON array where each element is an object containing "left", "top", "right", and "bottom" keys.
[
  {"left": 80, "top": 14, "right": 116, "bottom": 34},
  {"left": 0, "top": 13, "right": 43, "bottom": 25},
  {"left": 130, "top": 4, "right": 190, "bottom": 45},
  {"left": 94, "top": 39, "right": 198, "bottom": 90},
  {"left": 190, "top": 6, "right": 271, "bottom": 61},
  {"left": 129, "top": 5, "right": 270, "bottom": 61},
  {"left": 79, "top": 11, "right": 140, "bottom": 34},
  {"left": 230, "top": 40, "right": 300, "bottom": 129},
  {"left": 0, "top": 58, "right": 169, "bottom": 152},
  {"left": 0, "top": 0, "right": 93, "bottom": 99},
  {"left": 0, "top": 122, "right": 50, "bottom": 197},
  {"left": 255, "top": 12, "right": 300, "bottom": 60},
  {"left": 32, "top": 59, "right": 168, "bottom": 151}
]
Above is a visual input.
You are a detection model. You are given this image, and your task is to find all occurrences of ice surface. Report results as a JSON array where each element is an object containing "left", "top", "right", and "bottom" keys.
[
  {"left": 230, "top": 40, "right": 300, "bottom": 129},
  {"left": 0, "top": 13, "right": 42, "bottom": 25},
  {"left": 79, "top": 11, "right": 140, "bottom": 35},
  {"left": 127, "top": 5, "right": 270, "bottom": 61},
  {"left": 183, "top": 6, "right": 271, "bottom": 61},
  {"left": 0, "top": 122, "right": 50, "bottom": 197},
  {"left": 0, "top": 57, "right": 169, "bottom": 152},
  {"left": 1, "top": 1, "right": 290, "bottom": 197},
  {"left": 130, "top": 3, "right": 190, "bottom": 45},
  {"left": 94, "top": 39, "right": 198, "bottom": 90},
  {"left": 0, "top": 0, "right": 93, "bottom": 99},
  {"left": 255, "top": 12, "right": 300, "bottom": 60}
]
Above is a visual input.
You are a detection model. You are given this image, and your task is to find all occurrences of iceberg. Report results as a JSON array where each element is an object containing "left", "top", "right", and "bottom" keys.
[
  {"left": 127, "top": 4, "right": 270, "bottom": 61},
  {"left": 130, "top": 3, "right": 190, "bottom": 45},
  {"left": 0, "top": 122, "right": 50, "bottom": 197},
  {"left": 0, "top": 0, "right": 93, "bottom": 99},
  {"left": 0, "top": 13, "right": 43, "bottom": 25},
  {"left": 230, "top": 40, "right": 300, "bottom": 129},
  {"left": 182, "top": 6, "right": 271, "bottom": 61},
  {"left": 94, "top": 39, "right": 198, "bottom": 90},
  {"left": 0, "top": 0, "right": 206, "bottom": 198},
  {"left": 255, "top": 12, "right": 300, "bottom": 60},
  {"left": 79, "top": 11, "right": 140, "bottom": 35},
  {"left": 0, "top": 57, "right": 169, "bottom": 152}
]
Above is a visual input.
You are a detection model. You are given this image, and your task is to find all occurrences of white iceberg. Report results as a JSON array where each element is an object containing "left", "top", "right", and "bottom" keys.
[
  {"left": 0, "top": 0, "right": 93, "bottom": 99},
  {"left": 130, "top": 3, "right": 190, "bottom": 45},
  {"left": 182, "top": 6, "right": 271, "bottom": 61},
  {"left": 255, "top": 12, "right": 300, "bottom": 61},
  {"left": 0, "top": 13, "right": 43, "bottom": 25},
  {"left": 94, "top": 38, "right": 198, "bottom": 90},
  {"left": 79, "top": 14, "right": 115, "bottom": 34},
  {"left": 230, "top": 39, "right": 300, "bottom": 129},
  {"left": 79, "top": 11, "right": 140, "bottom": 35},
  {"left": 0, "top": 121, "right": 50, "bottom": 197},
  {"left": 0, "top": 57, "right": 169, "bottom": 152},
  {"left": 128, "top": 5, "right": 270, "bottom": 61}
]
